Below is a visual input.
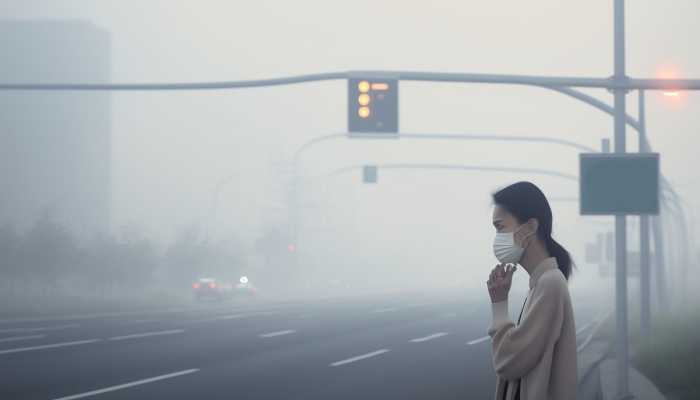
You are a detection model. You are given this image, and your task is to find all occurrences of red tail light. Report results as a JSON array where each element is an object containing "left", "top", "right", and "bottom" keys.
[
  {"left": 208, "top": 282, "right": 216, "bottom": 289},
  {"left": 193, "top": 283, "right": 200, "bottom": 289}
]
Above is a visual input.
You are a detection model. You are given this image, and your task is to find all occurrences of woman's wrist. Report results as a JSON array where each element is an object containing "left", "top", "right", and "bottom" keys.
[
  {"left": 490, "top": 294, "right": 508, "bottom": 304},
  {"left": 490, "top": 299, "right": 510, "bottom": 329}
]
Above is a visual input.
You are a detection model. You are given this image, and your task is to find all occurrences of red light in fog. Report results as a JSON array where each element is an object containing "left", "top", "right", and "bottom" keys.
[
  {"left": 208, "top": 282, "right": 216, "bottom": 289},
  {"left": 193, "top": 283, "right": 200, "bottom": 289}
]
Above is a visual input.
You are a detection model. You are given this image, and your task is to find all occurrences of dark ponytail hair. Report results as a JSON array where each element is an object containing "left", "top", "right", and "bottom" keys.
[{"left": 492, "top": 181, "right": 574, "bottom": 280}]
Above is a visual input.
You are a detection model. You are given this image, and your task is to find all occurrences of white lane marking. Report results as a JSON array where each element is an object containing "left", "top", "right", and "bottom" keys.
[
  {"left": 576, "top": 320, "right": 596, "bottom": 335},
  {"left": 123, "top": 319, "right": 161, "bottom": 325},
  {"left": 0, "top": 339, "right": 100, "bottom": 355},
  {"left": 186, "top": 314, "right": 246, "bottom": 324},
  {"left": 52, "top": 368, "right": 200, "bottom": 400},
  {"left": 373, "top": 307, "right": 398, "bottom": 313},
  {"left": 330, "top": 349, "right": 391, "bottom": 367},
  {"left": 0, "top": 295, "right": 357, "bottom": 324},
  {"left": 0, "top": 334, "right": 46, "bottom": 343},
  {"left": 467, "top": 336, "right": 491, "bottom": 346},
  {"left": 258, "top": 330, "right": 296, "bottom": 338},
  {"left": 0, "top": 310, "right": 190, "bottom": 324},
  {"left": 0, "top": 302, "right": 263, "bottom": 324},
  {"left": 0, "top": 302, "right": 262, "bottom": 324},
  {"left": 186, "top": 311, "right": 278, "bottom": 325},
  {"left": 0, "top": 324, "right": 79, "bottom": 333},
  {"left": 577, "top": 310, "right": 612, "bottom": 353},
  {"left": 410, "top": 332, "right": 449, "bottom": 343},
  {"left": 216, "top": 314, "right": 250, "bottom": 319},
  {"left": 108, "top": 329, "right": 184, "bottom": 341}
]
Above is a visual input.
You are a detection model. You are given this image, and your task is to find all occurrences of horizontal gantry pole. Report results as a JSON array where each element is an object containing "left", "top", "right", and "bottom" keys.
[{"left": 1, "top": 71, "right": 699, "bottom": 91}]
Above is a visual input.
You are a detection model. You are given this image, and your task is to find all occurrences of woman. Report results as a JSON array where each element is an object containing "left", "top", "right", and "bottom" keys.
[{"left": 486, "top": 181, "right": 577, "bottom": 400}]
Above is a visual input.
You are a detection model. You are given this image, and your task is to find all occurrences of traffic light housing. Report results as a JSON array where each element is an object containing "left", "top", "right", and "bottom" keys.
[{"left": 348, "top": 78, "right": 398, "bottom": 134}]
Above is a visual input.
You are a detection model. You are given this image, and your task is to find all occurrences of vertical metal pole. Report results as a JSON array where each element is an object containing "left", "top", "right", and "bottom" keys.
[
  {"left": 614, "top": 1, "right": 632, "bottom": 398},
  {"left": 651, "top": 216, "right": 669, "bottom": 312},
  {"left": 291, "top": 159, "right": 300, "bottom": 272},
  {"left": 638, "top": 90, "right": 651, "bottom": 337}
]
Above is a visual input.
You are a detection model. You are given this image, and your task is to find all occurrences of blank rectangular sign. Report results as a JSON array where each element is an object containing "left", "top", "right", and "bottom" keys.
[
  {"left": 580, "top": 153, "right": 659, "bottom": 215},
  {"left": 363, "top": 165, "right": 378, "bottom": 184}
]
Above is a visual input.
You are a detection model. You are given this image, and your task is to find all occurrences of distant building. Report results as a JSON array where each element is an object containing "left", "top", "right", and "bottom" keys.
[{"left": 0, "top": 20, "right": 111, "bottom": 238}]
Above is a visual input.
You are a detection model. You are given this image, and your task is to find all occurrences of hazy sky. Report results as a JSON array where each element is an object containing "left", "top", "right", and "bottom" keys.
[{"left": 2, "top": 1, "right": 698, "bottom": 290}]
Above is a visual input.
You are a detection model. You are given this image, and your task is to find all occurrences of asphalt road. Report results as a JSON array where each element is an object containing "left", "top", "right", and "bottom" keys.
[{"left": 0, "top": 291, "right": 603, "bottom": 400}]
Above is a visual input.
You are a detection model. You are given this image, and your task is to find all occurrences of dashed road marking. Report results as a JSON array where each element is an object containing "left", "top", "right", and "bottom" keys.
[
  {"left": 373, "top": 307, "right": 399, "bottom": 313},
  {"left": 123, "top": 318, "right": 161, "bottom": 325},
  {"left": 258, "top": 330, "right": 296, "bottom": 338},
  {"left": 0, "top": 339, "right": 100, "bottom": 355},
  {"left": 108, "top": 329, "right": 184, "bottom": 341},
  {"left": 576, "top": 319, "right": 596, "bottom": 335},
  {"left": 52, "top": 368, "right": 200, "bottom": 400},
  {"left": 410, "top": 332, "right": 449, "bottom": 343},
  {"left": 186, "top": 311, "right": 279, "bottom": 325},
  {"left": 330, "top": 349, "right": 391, "bottom": 367},
  {"left": 186, "top": 314, "right": 246, "bottom": 324},
  {"left": 0, "top": 324, "right": 79, "bottom": 333},
  {"left": 467, "top": 336, "right": 490, "bottom": 346}
]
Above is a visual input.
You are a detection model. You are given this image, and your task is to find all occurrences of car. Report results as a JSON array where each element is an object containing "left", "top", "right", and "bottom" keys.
[
  {"left": 192, "top": 278, "right": 228, "bottom": 301},
  {"left": 233, "top": 276, "right": 257, "bottom": 297}
]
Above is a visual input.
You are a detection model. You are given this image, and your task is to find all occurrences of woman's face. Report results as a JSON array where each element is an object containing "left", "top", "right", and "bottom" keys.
[
  {"left": 492, "top": 205, "right": 536, "bottom": 248},
  {"left": 492, "top": 205, "right": 518, "bottom": 234}
]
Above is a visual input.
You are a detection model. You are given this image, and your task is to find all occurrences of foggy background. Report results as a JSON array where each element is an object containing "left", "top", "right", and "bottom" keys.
[{"left": 1, "top": 0, "right": 698, "bottom": 309}]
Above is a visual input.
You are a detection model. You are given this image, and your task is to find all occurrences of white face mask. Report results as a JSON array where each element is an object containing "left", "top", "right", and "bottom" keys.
[{"left": 493, "top": 225, "right": 535, "bottom": 264}]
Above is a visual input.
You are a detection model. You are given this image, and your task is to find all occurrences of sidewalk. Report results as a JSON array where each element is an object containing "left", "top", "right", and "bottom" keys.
[
  {"left": 598, "top": 358, "right": 666, "bottom": 400},
  {"left": 576, "top": 339, "right": 604, "bottom": 398},
  {"left": 577, "top": 315, "right": 666, "bottom": 400}
]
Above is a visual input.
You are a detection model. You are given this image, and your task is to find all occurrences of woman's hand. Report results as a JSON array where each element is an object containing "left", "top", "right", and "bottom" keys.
[{"left": 487, "top": 263, "right": 516, "bottom": 303}]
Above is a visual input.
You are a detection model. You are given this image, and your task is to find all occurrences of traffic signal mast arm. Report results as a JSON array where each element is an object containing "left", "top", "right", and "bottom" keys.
[{"left": 2, "top": 71, "right": 699, "bottom": 92}]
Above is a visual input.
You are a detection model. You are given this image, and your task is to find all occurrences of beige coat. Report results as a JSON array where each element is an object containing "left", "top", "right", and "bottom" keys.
[{"left": 488, "top": 257, "right": 578, "bottom": 400}]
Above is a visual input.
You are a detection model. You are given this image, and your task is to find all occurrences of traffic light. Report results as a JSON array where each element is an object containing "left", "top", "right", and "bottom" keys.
[{"left": 348, "top": 78, "right": 398, "bottom": 134}]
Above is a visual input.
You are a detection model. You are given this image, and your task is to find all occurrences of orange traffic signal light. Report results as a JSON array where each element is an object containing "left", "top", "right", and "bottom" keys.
[{"left": 348, "top": 78, "right": 398, "bottom": 133}]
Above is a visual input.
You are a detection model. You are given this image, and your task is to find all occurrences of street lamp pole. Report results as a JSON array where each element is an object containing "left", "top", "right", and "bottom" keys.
[
  {"left": 638, "top": 90, "right": 651, "bottom": 338},
  {"left": 613, "top": 1, "right": 633, "bottom": 398}
]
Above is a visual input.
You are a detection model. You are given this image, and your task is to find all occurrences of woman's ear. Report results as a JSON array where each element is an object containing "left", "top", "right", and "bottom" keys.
[{"left": 517, "top": 219, "right": 539, "bottom": 248}]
